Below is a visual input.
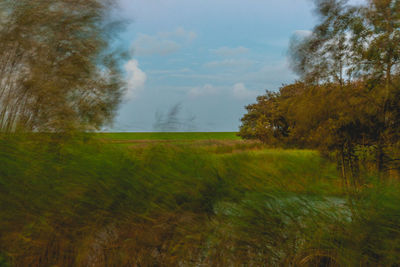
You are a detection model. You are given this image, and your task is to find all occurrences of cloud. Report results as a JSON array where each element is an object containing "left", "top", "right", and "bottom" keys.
[
  {"left": 188, "top": 84, "right": 220, "bottom": 98},
  {"left": 293, "top": 30, "right": 312, "bottom": 38},
  {"left": 148, "top": 68, "right": 192, "bottom": 75},
  {"left": 158, "top": 27, "right": 197, "bottom": 42},
  {"left": 124, "top": 59, "right": 147, "bottom": 99},
  {"left": 242, "top": 59, "right": 296, "bottom": 88},
  {"left": 132, "top": 27, "right": 197, "bottom": 56},
  {"left": 132, "top": 34, "right": 181, "bottom": 56},
  {"left": 203, "top": 59, "right": 255, "bottom": 69},
  {"left": 211, "top": 46, "right": 249, "bottom": 57},
  {"left": 152, "top": 59, "right": 295, "bottom": 95},
  {"left": 232, "top": 83, "right": 258, "bottom": 100}
]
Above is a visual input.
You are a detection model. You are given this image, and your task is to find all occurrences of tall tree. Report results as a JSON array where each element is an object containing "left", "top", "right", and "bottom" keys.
[
  {"left": 289, "top": 0, "right": 359, "bottom": 85},
  {"left": 288, "top": 0, "right": 400, "bottom": 171},
  {"left": 0, "top": 0, "right": 126, "bottom": 133},
  {"left": 350, "top": 0, "right": 400, "bottom": 171},
  {"left": 241, "top": 0, "right": 400, "bottom": 177}
]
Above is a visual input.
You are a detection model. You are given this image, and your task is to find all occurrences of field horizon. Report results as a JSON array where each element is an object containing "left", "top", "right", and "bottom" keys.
[{"left": 98, "top": 131, "right": 242, "bottom": 141}]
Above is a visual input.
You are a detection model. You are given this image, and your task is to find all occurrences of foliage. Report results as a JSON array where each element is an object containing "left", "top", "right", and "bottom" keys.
[
  {"left": 0, "top": 0, "right": 126, "bottom": 133},
  {"left": 240, "top": 0, "right": 400, "bottom": 178}
]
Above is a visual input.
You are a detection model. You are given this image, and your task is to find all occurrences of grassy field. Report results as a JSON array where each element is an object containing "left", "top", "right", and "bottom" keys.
[
  {"left": 1, "top": 133, "right": 399, "bottom": 266},
  {"left": 98, "top": 131, "right": 241, "bottom": 141}
]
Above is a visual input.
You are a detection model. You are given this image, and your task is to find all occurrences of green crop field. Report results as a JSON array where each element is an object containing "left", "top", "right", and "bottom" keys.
[
  {"left": 98, "top": 132, "right": 241, "bottom": 141},
  {"left": 96, "top": 132, "right": 262, "bottom": 152}
]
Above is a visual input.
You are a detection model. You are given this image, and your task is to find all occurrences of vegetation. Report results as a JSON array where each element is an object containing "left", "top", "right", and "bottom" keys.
[
  {"left": 2, "top": 134, "right": 400, "bottom": 266},
  {"left": 99, "top": 132, "right": 241, "bottom": 141},
  {"left": 0, "top": 0, "right": 126, "bottom": 133},
  {"left": 0, "top": 135, "right": 345, "bottom": 266},
  {"left": 239, "top": 0, "right": 400, "bottom": 182},
  {"left": 1, "top": 0, "right": 400, "bottom": 266}
]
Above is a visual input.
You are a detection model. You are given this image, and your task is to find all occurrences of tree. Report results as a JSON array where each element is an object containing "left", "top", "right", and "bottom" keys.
[
  {"left": 289, "top": 0, "right": 356, "bottom": 85},
  {"left": 239, "top": 91, "right": 289, "bottom": 145},
  {"left": 241, "top": 0, "right": 400, "bottom": 177},
  {"left": 0, "top": 0, "right": 126, "bottom": 133}
]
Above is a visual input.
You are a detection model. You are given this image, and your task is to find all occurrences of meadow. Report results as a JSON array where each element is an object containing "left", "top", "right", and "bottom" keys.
[
  {"left": 0, "top": 133, "right": 400, "bottom": 266},
  {"left": 98, "top": 132, "right": 241, "bottom": 141}
]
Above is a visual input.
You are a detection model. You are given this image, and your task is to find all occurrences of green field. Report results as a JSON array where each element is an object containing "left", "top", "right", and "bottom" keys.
[
  {"left": 1, "top": 134, "right": 399, "bottom": 266},
  {"left": 98, "top": 131, "right": 241, "bottom": 141},
  {"left": 97, "top": 132, "right": 262, "bottom": 152}
]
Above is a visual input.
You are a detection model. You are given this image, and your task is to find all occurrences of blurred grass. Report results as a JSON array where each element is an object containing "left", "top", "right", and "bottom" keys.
[
  {"left": 1, "top": 134, "right": 399, "bottom": 266},
  {"left": 98, "top": 132, "right": 241, "bottom": 141}
]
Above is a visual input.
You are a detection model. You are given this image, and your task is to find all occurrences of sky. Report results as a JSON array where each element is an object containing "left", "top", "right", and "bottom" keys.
[{"left": 110, "top": 0, "right": 321, "bottom": 132}]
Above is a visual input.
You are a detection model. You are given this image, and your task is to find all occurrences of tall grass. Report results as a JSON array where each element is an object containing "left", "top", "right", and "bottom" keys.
[{"left": 0, "top": 135, "right": 399, "bottom": 266}]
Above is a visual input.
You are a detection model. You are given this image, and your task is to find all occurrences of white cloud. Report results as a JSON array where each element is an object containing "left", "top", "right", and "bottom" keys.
[
  {"left": 124, "top": 59, "right": 147, "bottom": 99},
  {"left": 293, "top": 30, "right": 312, "bottom": 38},
  {"left": 132, "top": 27, "right": 197, "bottom": 56},
  {"left": 204, "top": 59, "right": 255, "bottom": 69},
  {"left": 153, "top": 59, "right": 295, "bottom": 95},
  {"left": 188, "top": 84, "right": 220, "bottom": 98},
  {"left": 232, "top": 83, "right": 258, "bottom": 100},
  {"left": 211, "top": 46, "right": 249, "bottom": 57}
]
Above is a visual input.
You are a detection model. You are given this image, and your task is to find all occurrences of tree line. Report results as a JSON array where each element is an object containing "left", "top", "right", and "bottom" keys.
[{"left": 239, "top": 0, "right": 400, "bottom": 182}]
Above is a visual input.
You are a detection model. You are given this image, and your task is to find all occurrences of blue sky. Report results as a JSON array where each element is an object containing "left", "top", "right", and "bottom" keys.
[{"left": 110, "top": 0, "right": 318, "bottom": 132}]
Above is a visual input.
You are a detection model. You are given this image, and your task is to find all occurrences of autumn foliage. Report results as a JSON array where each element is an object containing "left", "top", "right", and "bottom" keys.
[{"left": 240, "top": 0, "right": 400, "bottom": 180}]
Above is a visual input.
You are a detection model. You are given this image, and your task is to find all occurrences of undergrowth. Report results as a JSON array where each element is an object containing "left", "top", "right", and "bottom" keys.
[{"left": 0, "top": 135, "right": 399, "bottom": 266}]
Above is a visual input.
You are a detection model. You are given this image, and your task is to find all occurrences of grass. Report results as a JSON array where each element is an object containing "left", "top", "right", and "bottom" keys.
[
  {"left": 98, "top": 131, "right": 241, "bottom": 141},
  {"left": 1, "top": 134, "right": 400, "bottom": 266}
]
